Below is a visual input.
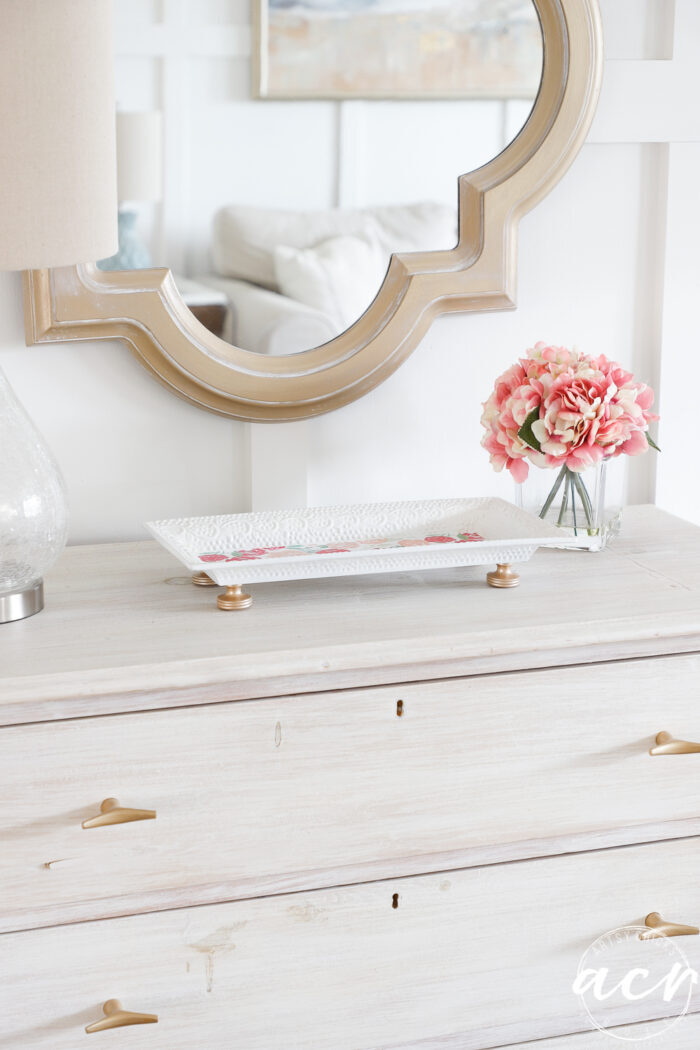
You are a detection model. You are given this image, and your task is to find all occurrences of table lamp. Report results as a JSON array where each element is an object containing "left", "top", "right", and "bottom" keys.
[
  {"left": 99, "top": 110, "right": 163, "bottom": 271},
  {"left": 0, "top": 0, "right": 118, "bottom": 623}
]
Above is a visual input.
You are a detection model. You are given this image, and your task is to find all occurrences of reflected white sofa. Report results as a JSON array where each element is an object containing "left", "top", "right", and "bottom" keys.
[
  {"left": 200, "top": 274, "right": 339, "bottom": 355},
  {"left": 197, "top": 202, "right": 457, "bottom": 355}
]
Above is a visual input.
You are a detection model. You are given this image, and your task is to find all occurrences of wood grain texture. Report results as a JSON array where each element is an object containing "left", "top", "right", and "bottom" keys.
[
  {"left": 505, "top": 1012, "right": 700, "bottom": 1048},
  {"left": 3, "top": 652, "right": 700, "bottom": 934},
  {"left": 2, "top": 838, "right": 700, "bottom": 1050},
  {"left": 0, "top": 507, "right": 699, "bottom": 726}
]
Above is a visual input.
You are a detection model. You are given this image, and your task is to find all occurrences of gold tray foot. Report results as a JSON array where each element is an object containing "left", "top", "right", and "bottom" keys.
[
  {"left": 217, "top": 584, "right": 253, "bottom": 611},
  {"left": 486, "top": 563, "right": 520, "bottom": 589},
  {"left": 192, "top": 571, "right": 217, "bottom": 587}
]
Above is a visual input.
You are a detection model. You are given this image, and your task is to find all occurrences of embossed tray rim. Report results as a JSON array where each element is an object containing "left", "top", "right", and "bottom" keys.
[{"left": 146, "top": 497, "right": 564, "bottom": 586}]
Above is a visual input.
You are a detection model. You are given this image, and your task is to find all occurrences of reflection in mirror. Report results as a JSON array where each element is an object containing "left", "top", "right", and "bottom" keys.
[{"left": 111, "top": 0, "right": 543, "bottom": 356}]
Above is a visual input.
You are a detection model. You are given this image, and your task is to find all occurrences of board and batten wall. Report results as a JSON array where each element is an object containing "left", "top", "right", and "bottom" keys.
[
  {"left": 0, "top": 0, "right": 697, "bottom": 543},
  {"left": 112, "top": 2, "right": 534, "bottom": 278}
]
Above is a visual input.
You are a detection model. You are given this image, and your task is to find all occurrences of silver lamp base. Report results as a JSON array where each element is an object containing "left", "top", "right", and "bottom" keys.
[{"left": 0, "top": 580, "right": 44, "bottom": 623}]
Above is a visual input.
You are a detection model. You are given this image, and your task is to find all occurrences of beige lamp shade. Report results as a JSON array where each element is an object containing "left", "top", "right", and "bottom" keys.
[
  {"left": 117, "top": 111, "right": 163, "bottom": 203},
  {"left": 0, "top": 0, "right": 118, "bottom": 270}
]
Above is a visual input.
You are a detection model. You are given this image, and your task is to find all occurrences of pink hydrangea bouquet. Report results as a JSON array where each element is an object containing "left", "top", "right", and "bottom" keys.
[{"left": 481, "top": 343, "right": 659, "bottom": 532}]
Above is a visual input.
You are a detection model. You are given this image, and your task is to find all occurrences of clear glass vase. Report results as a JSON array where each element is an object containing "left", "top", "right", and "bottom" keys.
[
  {"left": 516, "top": 460, "right": 621, "bottom": 551},
  {"left": 0, "top": 367, "right": 68, "bottom": 621}
]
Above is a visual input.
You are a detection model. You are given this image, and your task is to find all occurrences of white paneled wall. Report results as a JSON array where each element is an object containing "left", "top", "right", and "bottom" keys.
[
  {"left": 113, "top": 2, "right": 529, "bottom": 277},
  {"left": 300, "top": 0, "right": 700, "bottom": 519},
  {"left": 0, "top": 0, "right": 696, "bottom": 543}
]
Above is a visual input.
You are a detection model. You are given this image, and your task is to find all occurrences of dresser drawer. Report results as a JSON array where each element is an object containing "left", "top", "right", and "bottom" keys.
[
  {"left": 2, "top": 838, "right": 700, "bottom": 1049},
  {"left": 3, "top": 652, "right": 700, "bottom": 933}
]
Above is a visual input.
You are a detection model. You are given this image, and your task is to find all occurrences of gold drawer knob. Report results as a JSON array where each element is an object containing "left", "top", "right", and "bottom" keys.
[
  {"left": 82, "top": 797, "right": 156, "bottom": 829},
  {"left": 86, "top": 999, "right": 158, "bottom": 1033},
  {"left": 639, "top": 912, "right": 700, "bottom": 940},
  {"left": 649, "top": 731, "right": 700, "bottom": 756}
]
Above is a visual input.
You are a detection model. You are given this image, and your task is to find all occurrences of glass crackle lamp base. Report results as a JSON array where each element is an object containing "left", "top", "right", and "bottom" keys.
[{"left": 0, "top": 580, "right": 45, "bottom": 624}]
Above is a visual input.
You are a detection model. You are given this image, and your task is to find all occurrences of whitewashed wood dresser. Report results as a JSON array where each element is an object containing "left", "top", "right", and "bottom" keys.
[{"left": 2, "top": 505, "right": 700, "bottom": 1048}]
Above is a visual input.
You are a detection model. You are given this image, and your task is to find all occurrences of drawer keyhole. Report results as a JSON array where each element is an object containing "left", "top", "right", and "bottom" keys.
[
  {"left": 392, "top": 893, "right": 399, "bottom": 909},
  {"left": 396, "top": 700, "right": 404, "bottom": 717}
]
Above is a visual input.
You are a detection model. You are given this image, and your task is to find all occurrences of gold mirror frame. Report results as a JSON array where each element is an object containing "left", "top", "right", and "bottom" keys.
[{"left": 22, "top": 0, "right": 602, "bottom": 423}]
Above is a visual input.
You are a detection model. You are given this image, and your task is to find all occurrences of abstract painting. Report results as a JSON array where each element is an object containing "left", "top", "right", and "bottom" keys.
[{"left": 256, "top": 0, "right": 542, "bottom": 100}]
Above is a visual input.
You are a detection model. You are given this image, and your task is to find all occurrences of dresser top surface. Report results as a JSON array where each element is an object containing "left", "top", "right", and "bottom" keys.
[{"left": 1, "top": 505, "right": 699, "bottom": 725}]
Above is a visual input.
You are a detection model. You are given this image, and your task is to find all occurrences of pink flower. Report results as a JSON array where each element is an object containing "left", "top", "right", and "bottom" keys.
[
  {"left": 532, "top": 360, "right": 658, "bottom": 471},
  {"left": 425, "top": 535, "right": 454, "bottom": 543},
  {"left": 480, "top": 361, "right": 533, "bottom": 481},
  {"left": 532, "top": 369, "right": 610, "bottom": 471},
  {"left": 524, "top": 342, "right": 582, "bottom": 377},
  {"left": 317, "top": 548, "right": 350, "bottom": 554},
  {"left": 481, "top": 343, "right": 658, "bottom": 479},
  {"left": 199, "top": 554, "right": 228, "bottom": 563}
]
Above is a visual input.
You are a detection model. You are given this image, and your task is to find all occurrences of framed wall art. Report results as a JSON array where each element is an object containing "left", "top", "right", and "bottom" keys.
[{"left": 255, "top": 0, "right": 544, "bottom": 100}]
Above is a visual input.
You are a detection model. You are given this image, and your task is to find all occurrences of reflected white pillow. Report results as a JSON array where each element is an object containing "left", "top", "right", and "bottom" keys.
[{"left": 273, "top": 232, "right": 388, "bottom": 331}]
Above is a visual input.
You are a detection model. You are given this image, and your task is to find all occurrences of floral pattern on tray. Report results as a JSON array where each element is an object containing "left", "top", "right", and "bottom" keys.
[{"left": 199, "top": 530, "right": 485, "bottom": 563}]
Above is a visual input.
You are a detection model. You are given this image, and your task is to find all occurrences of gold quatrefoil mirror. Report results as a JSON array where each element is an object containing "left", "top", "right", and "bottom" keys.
[{"left": 23, "top": 0, "right": 602, "bottom": 422}]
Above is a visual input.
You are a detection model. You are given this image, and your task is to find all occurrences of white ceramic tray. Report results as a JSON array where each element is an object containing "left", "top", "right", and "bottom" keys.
[{"left": 147, "top": 498, "right": 563, "bottom": 606}]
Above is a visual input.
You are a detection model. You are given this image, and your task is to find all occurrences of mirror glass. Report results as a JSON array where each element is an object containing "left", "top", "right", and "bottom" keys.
[{"left": 111, "top": 1, "right": 543, "bottom": 356}]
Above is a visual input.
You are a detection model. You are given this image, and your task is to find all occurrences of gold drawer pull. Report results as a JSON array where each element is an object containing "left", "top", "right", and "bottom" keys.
[
  {"left": 86, "top": 999, "right": 158, "bottom": 1033},
  {"left": 649, "top": 731, "right": 700, "bottom": 756},
  {"left": 639, "top": 912, "right": 700, "bottom": 940},
  {"left": 82, "top": 797, "right": 156, "bottom": 829}
]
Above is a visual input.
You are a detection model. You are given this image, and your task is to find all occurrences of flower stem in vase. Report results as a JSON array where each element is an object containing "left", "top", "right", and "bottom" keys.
[
  {"left": 572, "top": 470, "right": 596, "bottom": 534},
  {"left": 557, "top": 478, "right": 569, "bottom": 526},
  {"left": 570, "top": 473, "right": 578, "bottom": 534},
  {"left": 539, "top": 464, "right": 597, "bottom": 536},
  {"left": 538, "top": 464, "right": 568, "bottom": 519}
]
